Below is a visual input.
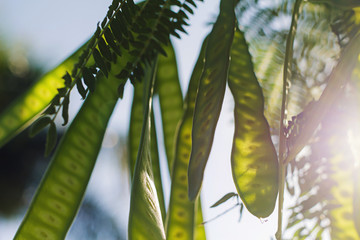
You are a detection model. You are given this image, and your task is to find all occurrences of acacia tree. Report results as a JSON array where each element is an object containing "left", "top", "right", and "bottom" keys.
[{"left": 1, "top": 0, "right": 360, "bottom": 239}]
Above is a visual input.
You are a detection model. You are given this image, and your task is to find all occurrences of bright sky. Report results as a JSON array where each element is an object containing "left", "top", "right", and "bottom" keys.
[{"left": 0, "top": 0, "right": 282, "bottom": 239}]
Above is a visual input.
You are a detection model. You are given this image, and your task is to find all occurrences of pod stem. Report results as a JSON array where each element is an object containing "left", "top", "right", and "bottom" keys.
[{"left": 276, "top": 0, "right": 302, "bottom": 239}]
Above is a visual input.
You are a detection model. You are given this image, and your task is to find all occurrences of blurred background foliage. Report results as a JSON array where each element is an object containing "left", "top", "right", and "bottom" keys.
[{"left": 237, "top": 0, "right": 360, "bottom": 238}]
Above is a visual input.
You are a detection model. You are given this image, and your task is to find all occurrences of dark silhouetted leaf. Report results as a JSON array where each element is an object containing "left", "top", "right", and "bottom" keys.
[
  {"left": 93, "top": 48, "right": 108, "bottom": 78},
  {"left": 82, "top": 67, "right": 96, "bottom": 93},
  {"left": 45, "top": 121, "right": 57, "bottom": 157},
  {"left": 76, "top": 78, "right": 87, "bottom": 99},
  {"left": 98, "top": 37, "right": 113, "bottom": 62},
  {"left": 62, "top": 94, "right": 70, "bottom": 126},
  {"left": 44, "top": 104, "right": 56, "bottom": 115},
  {"left": 63, "top": 71, "right": 72, "bottom": 87},
  {"left": 110, "top": 21, "right": 123, "bottom": 42},
  {"left": 104, "top": 28, "right": 122, "bottom": 56},
  {"left": 29, "top": 116, "right": 52, "bottom": 138}
]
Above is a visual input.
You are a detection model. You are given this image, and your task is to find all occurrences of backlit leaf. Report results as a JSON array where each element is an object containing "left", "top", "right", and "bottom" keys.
[
  {"left": 62, "top": 72, "right": 72, "bottom": 88},
  {"left": 104, "top": 28, "right": 122, "bottom": 56}
]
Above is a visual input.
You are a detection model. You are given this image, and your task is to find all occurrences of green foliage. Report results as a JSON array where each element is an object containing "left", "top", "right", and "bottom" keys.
[{"left": 1, "top": 0, "right": 360, "bottom": 239}]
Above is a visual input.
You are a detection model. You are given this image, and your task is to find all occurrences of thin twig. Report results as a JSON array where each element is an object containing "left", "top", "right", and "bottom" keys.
[
  {"left": 276, "top": 0, "right": 302, "bottom": 239},
  {"left": 202, "top": 203, "right": 241, "bottom": 225}
]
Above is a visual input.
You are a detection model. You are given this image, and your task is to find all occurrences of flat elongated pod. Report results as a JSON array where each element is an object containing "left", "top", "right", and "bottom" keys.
[
  {"left": 0, "top": 41, "right": 90, "bottom": 147},
  {"left": 128, "top": 58, "right": 165, "bottom": 240},
  {"left": 188, "top": 0, "right": 236, "bottom": 200},
  {"left": 129, "top": 82, "right": 166, "bottom": 221},
  {"left": 166, "top": 36, "right": 207, "bottom": 240},
  {"left": 166, "top": 36, "right": 206, "bottom": 240},
  {"left": 156, "top": 42, "right": 184, "bottom": 171},
  {"left": 150, "top": 113, "right": 166, "bottom": 221},
  {"left": 194, "top": 199, "right": 206, "bottom": 240},
  {"left": 228, "top": 28, "right": 278, "bottom": 218},
  {"left": 14, "top": 70, "right": 119, "bottom": 239}
]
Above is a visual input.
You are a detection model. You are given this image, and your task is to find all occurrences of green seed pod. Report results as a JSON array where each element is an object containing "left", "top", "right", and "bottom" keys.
[
  {"left": 188, "top": 0, "right": 236, "bottom": 201},
  {"left": 166, "top": 36, "right": 207, "bottom": 240},
  {"left": 76, "top": 78, "right": 87, "bottom": 99},
  {"left": 93, "top": 48, "right": 108, "bottom": 78},
  {"left": 0, "top": 41, "right": 91, "bottom": 148},
  {"left": 228, "top": 28, "right": 278, "bottom": 218},
  {"left": 14, "top": 60, "right": 119, "bottom": 240},
  {"left": 129, "top": 81, "right": 166, "bottom": 222},
  {"left": 128, "top": 58, "right": 166, "bottom": 240}
]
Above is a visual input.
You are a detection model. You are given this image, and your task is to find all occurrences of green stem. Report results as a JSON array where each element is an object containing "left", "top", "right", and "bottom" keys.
[{"left": 276, "top": 0, "right": 302, "bottom": 239}]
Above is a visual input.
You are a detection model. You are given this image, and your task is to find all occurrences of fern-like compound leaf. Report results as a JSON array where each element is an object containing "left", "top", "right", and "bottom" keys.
[{"left": 166, "top": 37, "right": 207, "bottom": 240}]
